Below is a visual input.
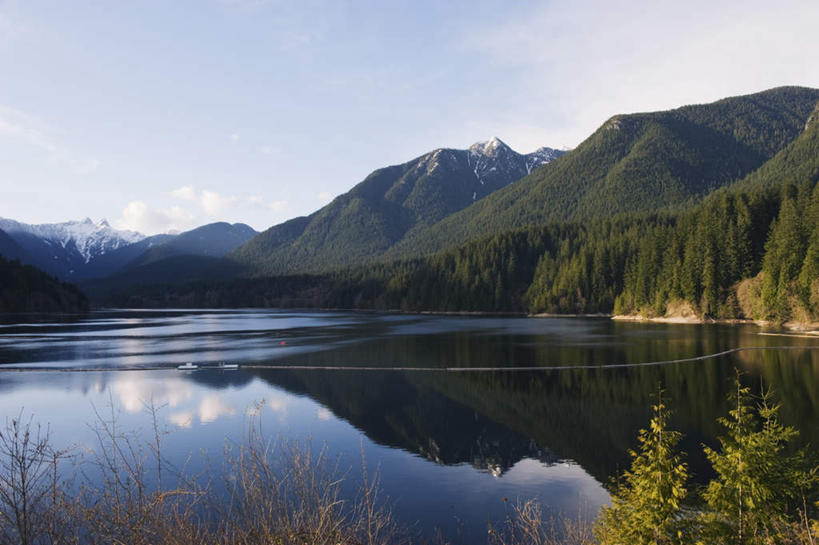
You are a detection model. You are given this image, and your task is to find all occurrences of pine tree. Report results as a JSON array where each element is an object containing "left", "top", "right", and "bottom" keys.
[
  {"left": 595, "top": 391, "right": 689, "bottom": 545},
  {"left": 702, "top": 376, "right": 812, "bottom": 543}
]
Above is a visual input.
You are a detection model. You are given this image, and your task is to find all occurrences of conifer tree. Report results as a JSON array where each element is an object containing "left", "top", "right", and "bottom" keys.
[
  {"left": 595, "top": 391, "right": 689, "bottom": 545},
  {"left": 702, "top": 376, "right": 813, "bottom": 543}
]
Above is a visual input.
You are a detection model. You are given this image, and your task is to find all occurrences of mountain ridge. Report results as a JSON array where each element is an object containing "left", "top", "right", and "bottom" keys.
[
  {"left": 384, "top": 85, "right": 819, "bottom": 260},
  {"left": 0, "top": 219, "right": 257, "bottom": 281},
  {"left": 231, "top": 138, "right": 564, "bottom": 274}
]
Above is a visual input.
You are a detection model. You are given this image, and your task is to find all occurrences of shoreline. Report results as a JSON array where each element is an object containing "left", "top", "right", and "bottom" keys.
[{"left": 611, "top": 313, "right": 819, "bottom": 334}]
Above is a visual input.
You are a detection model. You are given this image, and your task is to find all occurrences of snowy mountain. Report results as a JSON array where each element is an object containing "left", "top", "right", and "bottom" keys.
[
  {"left": 0, "top": 217, "right": 146, "bottom": 279},
  {"left": 0, "top": 217, "right": 144, "bottom": 264},
  {"left": 232, "top": 138, "right": 565, "bottom": 274},
  {"left": 0, "top": 217, "right": 258, "bottom": 282},
  {"left": 465, "top": 137, "right": 564, "bottom": 198}
]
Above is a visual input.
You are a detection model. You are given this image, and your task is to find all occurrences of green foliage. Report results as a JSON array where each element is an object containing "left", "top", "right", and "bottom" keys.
[
  {"left": 591, "top": 379, "right": 818, "bottom": 545},
  {"left": 700, "top": 377, "right": 816, "bottom": 544},
  {"left": 595, "top": 392, "right": 689, "bottom": 545},
  {"left": 0, "top": 256, "right": 88, "bottom": 313},
  {"left": 230, "top": 143, "right": 558, "bottom": 276},
  {"left": 390, "top": 87, "right": 819, "bottom": 260},
  {"left": 95, "top": 90, "right": 819, "bottom": 323},
  {"left": 229, "top": 87, "right": 819, "bottom": 278}
]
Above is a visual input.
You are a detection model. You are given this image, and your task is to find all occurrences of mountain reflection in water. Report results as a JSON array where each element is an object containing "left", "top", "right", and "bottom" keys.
[{"left": 0, "top": 310, "right": 816, "bottom": 542}]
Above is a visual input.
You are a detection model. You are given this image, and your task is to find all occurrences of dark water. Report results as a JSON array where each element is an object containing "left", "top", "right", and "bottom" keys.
[{"left": 0, "top": 310, "right": 817, "bottom": 542}]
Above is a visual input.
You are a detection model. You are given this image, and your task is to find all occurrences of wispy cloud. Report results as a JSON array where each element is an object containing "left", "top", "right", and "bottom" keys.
[
  {"left": 461, "top": 0, "right": 819, "bottom": 148},
  {"left": 229, "top": 133, "right": 240, "bottom": 142},
  {"left": 171, "top": 185, "right": 197, "bottom": 201},
  {"left": 0, "top": 107, "right": 101, "bottom": 174},
  {"left": 171, "top": 186, "right": 240, "bottom": 215},
  {"left": 199, "top": 395, "right": 235, "bottom": 424},
  {"left": 317, "top": 191, "right": 332, "bottom": 203},
  {"left": 201, "top": 189, "right": 239, "bottom": 214},
  {"left": 168, "top": 411, "right": 194, "bottom": 428},
  {"left": 268, "top": 200, "right": 287, "bottom": 211}
]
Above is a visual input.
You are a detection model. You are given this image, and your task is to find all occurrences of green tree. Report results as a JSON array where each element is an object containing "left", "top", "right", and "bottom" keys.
[
  {"left": 701, "top": 377, "right": 813, "bottom": 544},
  {"left": 595, "top": 391, "right": 689, "bottom": 545}
]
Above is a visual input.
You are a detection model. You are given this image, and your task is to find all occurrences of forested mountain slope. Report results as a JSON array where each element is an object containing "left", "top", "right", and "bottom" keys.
[
  {"left": 387, "top": 86, "right": 819, "bottom": 259},
  {"left": 126, "top": 222, "right": 257, "bottom": 267},
  {"left": 105, "top": 111, "right": 819, "bottom": 324},
  {"left": 230, "top": 138, "right": 563, "bottom": 274},
  {"left": 0, "top": 256, "right": 89, "bottom": 313}
]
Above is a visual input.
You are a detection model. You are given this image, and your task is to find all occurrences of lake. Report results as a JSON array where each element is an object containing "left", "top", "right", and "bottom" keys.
[{"left": 0, "top": 310, "right": 817, "bottom": 542}]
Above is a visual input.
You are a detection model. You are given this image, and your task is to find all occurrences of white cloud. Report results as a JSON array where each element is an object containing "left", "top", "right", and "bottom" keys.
[
  {"left": 110, "top": 376, "right": 193, "bottom": 414},
  {"left": 268, "top": 200, "right": 287, "bottom": 211},
  {"left": 170, "top": 186, "right": 240, "bottom": 215},
  {"left": 229, "top": 133, "right": 240, "bottom": 142},
  {"left": 316, "top": 408, "right": 332, "bottom": 421},
  {"left": 317, "top": 191, "right": 332, "bottom": 203},
  {"left": 168, "top": 411, "right": 194, "bottom": 428},
  {"left": 199, "top": 395, "right": 235, "bottom": 424},
  {"left": 201, "top": 189, "right": 239, "bottom": 214},
  {"left": 171, "top": 185, "right": 197, "bottom": 201},
  {"left": 267, "top": 396, "right": 289, "bottom": 413},
  {"left": 247, "top": 195, "right": 265, "bottom": 205},
  {"left": 116, "top": 200, "right": 195, "bottom": 234}
]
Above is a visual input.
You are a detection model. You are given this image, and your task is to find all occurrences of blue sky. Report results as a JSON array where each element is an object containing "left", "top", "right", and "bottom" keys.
[{"left": 1, "top": 0, "right": 818, "bottom": 234}]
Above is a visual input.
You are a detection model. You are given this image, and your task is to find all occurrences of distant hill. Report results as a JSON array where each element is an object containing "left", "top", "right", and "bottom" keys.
[
  {"left": 78, "top": 233, "right": 177, "bottom": 279},
  {"left": 386, "top": 86, "right": 819, "bottom": 259},
  {"left": 0, "top": 229, "right": 29, "bottom": 262},
  {"left": 0, "top": 256, "right": 89, "bottom": 313},
  {"left": 231, "top": 138, "right": 564, "bottom": 274},
  {"left": 127, "top": 222, "right": 257, "bottom": 267},
  {"left": 81, "top": 255, "right": 248, "bottom": 303},
  {"left": 0, "top": 219, "right": 257, "bottom": 281}
]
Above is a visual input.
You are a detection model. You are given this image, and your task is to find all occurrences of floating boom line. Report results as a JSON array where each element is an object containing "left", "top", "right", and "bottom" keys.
[{"left": 0, "top": 345, "right": 817, "bottom": 373}]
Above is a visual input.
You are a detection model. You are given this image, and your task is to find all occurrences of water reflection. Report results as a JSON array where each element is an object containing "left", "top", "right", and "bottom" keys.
[{"left": 0, "top": 310, "right": 816, "bottom": 542}]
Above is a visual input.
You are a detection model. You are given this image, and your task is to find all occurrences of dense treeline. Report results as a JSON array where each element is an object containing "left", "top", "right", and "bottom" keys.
[
  {"left": 103, "top": 176, "right": 818, "bottom": 324},
  {"left": 0, "top": 256, "right": 89, "bottom": 313},
  {"left": 90, "top": 90, "right": 819, "bottom": 317}
]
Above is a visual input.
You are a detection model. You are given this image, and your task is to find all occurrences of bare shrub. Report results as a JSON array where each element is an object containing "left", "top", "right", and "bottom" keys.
[
  {"left": 488, "top": 500, "right": 595, "bottom": 545},
  {"left": 0, "top": 411, "right": 73, "bottom": 545}
]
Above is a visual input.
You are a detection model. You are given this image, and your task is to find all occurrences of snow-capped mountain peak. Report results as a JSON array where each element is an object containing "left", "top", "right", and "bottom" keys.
[
  {"left": 463, "top": 137, "right": 565, "bottom": 189},
  {"left": 468, "top": 137, "right": 511, "bottom": 157},
  {"left": 0, "top": 217, "right": 145, "bottom": 263}
]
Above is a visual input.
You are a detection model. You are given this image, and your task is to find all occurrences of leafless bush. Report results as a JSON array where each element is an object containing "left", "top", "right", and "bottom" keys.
[
  {"left": 0, "top": 411, "right": 74, "bottom": 545},
  {"left": 0, "top": 403, "right": 609, "bottom": 545},
  {"left": 488, "top": 500, "right": 595, "bottom": 545}
]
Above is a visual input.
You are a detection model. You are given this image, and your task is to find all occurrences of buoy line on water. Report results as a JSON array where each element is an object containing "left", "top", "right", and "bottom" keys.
[{"left": 0, "top": 345, "right": 818, "bottom": 374}]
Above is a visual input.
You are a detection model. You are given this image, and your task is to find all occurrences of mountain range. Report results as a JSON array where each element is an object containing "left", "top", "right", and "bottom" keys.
[
  {"left": 227, "top": 86, "right": 819, "bottom": 275},
  {"left": 3, "top": 85, "right": 819, "bottom": 319},
  {"left": 0, "top": 218, "right": 257, "bottom": 281},
  {"left": 230, "top": 138, "right": 564, "bottom": 274}
]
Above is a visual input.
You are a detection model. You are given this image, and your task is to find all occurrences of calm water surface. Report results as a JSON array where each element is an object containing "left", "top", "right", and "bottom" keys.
[{"left": 0, "top": 310, "right": 817, "bottom": 542}]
